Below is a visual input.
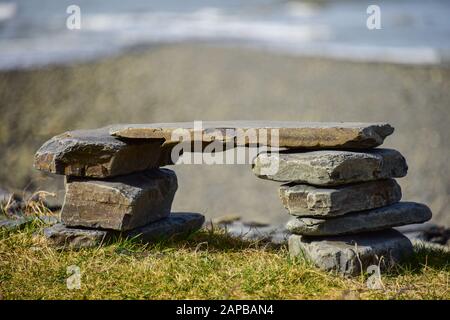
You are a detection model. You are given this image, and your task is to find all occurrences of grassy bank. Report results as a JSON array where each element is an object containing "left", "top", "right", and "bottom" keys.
[{"left": 0, "top": 221, "right": 449, "bottom": 300}]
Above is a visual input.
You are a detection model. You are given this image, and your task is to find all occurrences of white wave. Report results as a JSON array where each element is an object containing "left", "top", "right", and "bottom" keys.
[
  {"left": 262, "top": 43, "right": 441, "bottom": 65},
  {"left": 285, "top": 1, "right": 320, "bottom": 18},
  {"left": 81, "top": 8, "right": 330, "bottom": 44}
]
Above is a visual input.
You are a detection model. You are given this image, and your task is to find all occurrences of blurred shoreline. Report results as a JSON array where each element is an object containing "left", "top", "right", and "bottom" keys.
[
  {"left": 0, "top": 43, "right": 449, "bottom": 226},
  {"left": 2, "top": 0, "right": 450, "bottom": 70}
]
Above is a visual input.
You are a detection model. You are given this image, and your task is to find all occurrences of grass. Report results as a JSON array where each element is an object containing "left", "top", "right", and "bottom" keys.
[{"left": 0, "top": 221, "right": 449, "bottom": 300}]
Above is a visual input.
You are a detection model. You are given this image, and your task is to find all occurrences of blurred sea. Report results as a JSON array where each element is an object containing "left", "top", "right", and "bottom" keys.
[{"left": 1, "top": 0, "right": 450, "bottom": 69}]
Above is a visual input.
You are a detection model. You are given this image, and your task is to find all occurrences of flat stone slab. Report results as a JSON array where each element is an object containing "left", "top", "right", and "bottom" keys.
[
  {"left": 289, "top": 229, "right": 413, "bottom": 276},
  {"left": 61, "top": 169, "right": 177, "bottom": 231},
  {"left": 127, "top": 212, "right": 205, "bottom": 242},
  {"left": 43, "top": 213, "right": 205, "bottom": 249},
  {"left": 0, "top": 216, "right": 33, "bottom": 231},
  {"left": 280, "top": 179, "right": 402, "bottom": 217},
  {"left": 43, "top": 223, "right": 109, "bottom": 249},
  {"left": 34, "top": 127, "right": 174, "bottom": 178},
  {"left": 253, "top": 148, "right": 408, "bottom": 186},
  {"left": 110, "top": 121, "right": 394, "bottom": 149},
  {"left": 286, "top": 202, "right": 432, "bottom": 236}
]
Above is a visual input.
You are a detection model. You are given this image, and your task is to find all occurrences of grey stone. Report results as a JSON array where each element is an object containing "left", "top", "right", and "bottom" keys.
[
  {"left": 279, "top": 179, "right": 402, "bottom": 217},
  {"left": 61, "top": 169, "right": 177, "bottom": 231},
  {"left": 0, "top": 214, "right": 60, "bottom": 231},
  {"left": 110, "top": 121, "right": 394, "bottom": 149},
  {"left": 218, "top": 221, "right": 289, "bottom": 245},
  {"left": 289, "top": 229, "right": 413, "bottom": 276},
  {"left": 43, "top": 212, "right": 204, "bottom": 248},
  {"left": 127, "top": 212, "right": 205, "bottom": 242},
  {"left": 34, "top": 127, "right": 175, "bottom": 178},
  {"left": 43, "top": 223, "right": 109, "bottom": 249},
  {"left": 286, "top": 202, "right": 432, "bottom": 236},
  {"left": 38, "top": 215, "right": 60, "bottom": 226},
  {"left": 0, "top": 216, "right": 32, "bottom": 231},
  {"left": 253, "top": 148, "right": 408, "bottom": 186}
]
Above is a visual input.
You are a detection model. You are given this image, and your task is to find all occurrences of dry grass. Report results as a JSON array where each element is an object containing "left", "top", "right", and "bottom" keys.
[{"left": 0, "top": 222, "right": 448, "bottom": 300}]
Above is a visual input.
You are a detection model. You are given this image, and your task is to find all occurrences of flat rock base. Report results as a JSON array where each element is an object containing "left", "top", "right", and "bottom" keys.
[
  {"left": 43, "top": 212, "right": 205, "bottom": 249},
  {"left": 289, "top": 229, "right": 413, "bottom": 276}
]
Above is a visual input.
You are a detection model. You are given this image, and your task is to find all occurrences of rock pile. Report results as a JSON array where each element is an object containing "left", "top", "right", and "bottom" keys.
[
  {"left": 33, "top": 121, "right": 432, "bottom": 275},
  {"left": 253, "top": 148, "right": 432, "bottom": 276},
  {"left": 34, "top": 127, "right": 204, "bottom": 248}
]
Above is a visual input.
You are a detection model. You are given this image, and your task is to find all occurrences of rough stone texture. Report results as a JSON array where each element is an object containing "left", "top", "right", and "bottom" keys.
[
  {"left": 0, "top": 215, "right": 59, "bottom": 231},
  {"left": 33, "top": 127, "right": 175, "bottom": 178},
  {"left": 61, "top": 169, "right": 178, "bottom": 231},
  {"left": 287, "top": 202, "right": 432, "bottom": 236},
  {"left": 289, "top": 229, "right": 413, "bottom": 276},
  {"left": 0, "top": 216, "right": 32, "bottom": 230},
  {"left": 279, "top": 179, "right": 402, "bottom": 217},
  {"left": 127, "top": 212, "right": 205, "bottom": 242},
  {"left": 43, "top": 212, "right": 204, "bottom": 248},
  {"left": 253, "top": 148, "right": 408, "bottom": 186},
  {"left": 110, "top": 121, "right": 394, "bottom": 149},
  {"left": 217, "top": 221, "right": 289, "bottom": 244},
  {"left": 43, "top": 223, "right": 109, "bottom": 249}
]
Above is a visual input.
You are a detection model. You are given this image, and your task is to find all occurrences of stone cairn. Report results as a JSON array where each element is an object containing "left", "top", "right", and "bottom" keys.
[
  {"left": 34, "top": 127, "right": 205, "bottom": 249},
  {"left": 34, "top": 121, "right": 431, "bottom": 276}
]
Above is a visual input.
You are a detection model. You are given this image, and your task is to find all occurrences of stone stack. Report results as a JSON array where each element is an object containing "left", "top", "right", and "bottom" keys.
[
  {"left": 33, "top": 121, "right": 433, "bottom": 271},
  {"left": 34, "top": 127, "right": 204, "bottom": 248},
  {"left": 252, "top": 144, "right": 432, "bottom": 276}
]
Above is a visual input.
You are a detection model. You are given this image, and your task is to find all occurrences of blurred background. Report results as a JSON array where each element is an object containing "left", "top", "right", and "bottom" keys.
[{"left": 0, "top": 0, "right": 449, "bottom": 226}]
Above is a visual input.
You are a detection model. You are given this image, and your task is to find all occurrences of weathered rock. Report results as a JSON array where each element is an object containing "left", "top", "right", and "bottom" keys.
[
  {"left": 43, "top": 213, "right": 204, "bottom": 248},
  {"left": 253, "top": 148, "right": 408, "bottom": 186},
  {"left": 280, "top": 179, "right": 402, "bottom": 217},
  {"left": 34, "top": 127, "right": 175, "bottom": 178},
  {"left": 38, "top": 215, "right": 60, "bottom": 226},
  {"left": 0, "top": 216, "right": 33, "bottom": 231},
  {"left": 217, "top": 221, "right": 289, "bottom": 245},
  {"left": 43, "top": 223, "right": 109, "bottom": 249},
  {"left": 0, "top": 215, "right": 59, "bottom": 231},
  {"left": 289, "top": 229, "right": 413, "bottom": 276},
  {"left": 61, "top": 169, "right": 177, "bottom": 231},
  {"left": 287, "top": 202, "right": 432, "bottom": 236},
  {"left": 127, "top": 212, "right": 205, "bottom": 242},
  {"left": 110, "top": 121, "right": 394, "bottom": 149}
]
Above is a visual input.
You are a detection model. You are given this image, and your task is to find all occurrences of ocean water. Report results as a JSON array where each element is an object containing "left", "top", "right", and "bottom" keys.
[{"left": 0, "top": 0, "right": 449, "bottom": 69}]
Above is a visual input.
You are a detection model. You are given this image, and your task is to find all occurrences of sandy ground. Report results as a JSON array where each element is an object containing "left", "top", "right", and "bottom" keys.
[{"left": 0, "top": 44, "right": 449, "bottom": 226}]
